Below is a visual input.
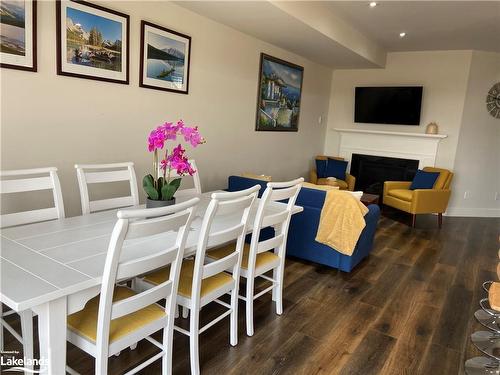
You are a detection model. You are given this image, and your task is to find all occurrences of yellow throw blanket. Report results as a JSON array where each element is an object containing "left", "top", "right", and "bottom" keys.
[{"left": 315, "top": 190, "right": 368, "bottom": 256}]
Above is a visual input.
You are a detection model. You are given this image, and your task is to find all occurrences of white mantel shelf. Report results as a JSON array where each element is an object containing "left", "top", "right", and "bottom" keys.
[{"left": 332, "top": 128, "right": 448, "bottom": 139}]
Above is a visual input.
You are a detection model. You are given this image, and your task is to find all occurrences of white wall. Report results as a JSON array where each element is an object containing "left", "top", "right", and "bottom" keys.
[
  {"left": 0, "top": 1, "right": 332, "bottom": 217},
  {"left": 447, "top": 51, "right": 500, "bottom": 217},
  {"left": 324, "top": 51, "right": 473, "bottom": 170}
]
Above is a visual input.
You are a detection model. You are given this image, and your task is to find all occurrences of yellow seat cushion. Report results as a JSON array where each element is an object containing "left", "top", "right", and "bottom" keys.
[
  {"left": 302, "top": 182, "right": 339, "bottom": 191},
  {"left": 67, "top": 286, "right": 165, "bottom": 343},
  {"left": 208, "top": 242, "right": 279, "bottom": 270},
  {"left": 317, "top": 178, "right": 348, "bottom": 190},
  {"left": 388, "top": 189, "right": 414, "bottom": 202},
  {"left": 144, "top": 259, "right": 233, "bottom": 298}
]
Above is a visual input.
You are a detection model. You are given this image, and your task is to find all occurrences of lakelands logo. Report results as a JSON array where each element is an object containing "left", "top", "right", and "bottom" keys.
[{"left": 0, "top": 351, "right": 47, "bottom": 373}]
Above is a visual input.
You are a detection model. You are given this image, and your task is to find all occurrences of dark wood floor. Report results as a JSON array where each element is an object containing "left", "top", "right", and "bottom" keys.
[{"left": 2, "top": 211, "right": 499, "bottom": 374}]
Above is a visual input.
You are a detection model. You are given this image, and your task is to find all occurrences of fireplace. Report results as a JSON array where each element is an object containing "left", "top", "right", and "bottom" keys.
[{"left": 350, "top": 154, "right": 419, "bottom": 195}]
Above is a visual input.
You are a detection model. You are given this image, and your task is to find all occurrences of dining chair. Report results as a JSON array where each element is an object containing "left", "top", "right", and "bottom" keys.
[
  {"left": 160, "top": 159, "right": 202, "bottom": 199},
  {"left": 66, "top": 197, "right": 199, "bottom": 375},
  {"left": 0, "top": 167, "right": 65, "bottom": 372},
  {"left": 75, "top": 162, "right": 139, "bottom": 215},
  {"left": 206, "top": 178, "right": 303, "bottom": 336},
  {"left": 140, "top": 185, "right": 260, "bottom": 375}
]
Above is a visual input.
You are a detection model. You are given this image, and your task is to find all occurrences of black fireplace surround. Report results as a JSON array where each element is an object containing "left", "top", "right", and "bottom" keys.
[{"left": 350, "top": 154, "right": 419, "bottom": 195}]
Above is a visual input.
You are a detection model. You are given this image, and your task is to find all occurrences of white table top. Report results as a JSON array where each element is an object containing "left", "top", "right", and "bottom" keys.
[{"left": 1, "top": 192, "right": 302, "bottom": 312}]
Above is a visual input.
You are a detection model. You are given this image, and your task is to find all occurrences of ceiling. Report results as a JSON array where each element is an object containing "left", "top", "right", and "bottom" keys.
[
  {"left": 178, "top": 1, "right": 500, "bottom": 69},
  {"left": 328, "top": 1, "right": 500, "bottom": 53}
]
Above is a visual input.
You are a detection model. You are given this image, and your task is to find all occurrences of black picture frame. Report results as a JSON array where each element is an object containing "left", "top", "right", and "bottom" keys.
[
  {"left": 0, "top": 0, "right": 37, "bottom": 72},
  {"left": 139, "top": 20, "right": 191, "bottom": 94},
  {"left": 255, "top": 53, "right": 304, "bottom": 132},
  {"left": 56, "top": 0, "right": 129, "bottom": 84}
]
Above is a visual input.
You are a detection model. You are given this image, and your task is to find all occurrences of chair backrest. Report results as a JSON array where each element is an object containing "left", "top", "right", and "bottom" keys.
[
  {"left": 0, "top": 167, "right": 65, "bottom": 228},
  {"left": 95, "top": 197, "right": 199, "bottom": 357},
  {"left": 422, "top": 166, "right": 453, "bottom": 189},
  {"left": 247, "top": 178, "right": 304, "bottom": 272},
  {"left": 190, "top": 185, "right": 260, "bottom": 304},
  {"left": 159, "top": 159, "right": 202, "bottom": 199},
  {"left": 75, "top": 162, "right": 139, "bottom": 215}
]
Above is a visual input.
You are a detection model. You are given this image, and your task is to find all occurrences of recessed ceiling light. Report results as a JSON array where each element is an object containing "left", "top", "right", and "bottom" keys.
[
  {"left": 369, "top": 2, "right": 377, "bottom": 7},
  {"left": 399, "top": 32, "right": 406, "bottom": 38}
]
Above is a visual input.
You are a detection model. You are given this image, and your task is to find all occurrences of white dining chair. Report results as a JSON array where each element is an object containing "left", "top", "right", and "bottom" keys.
[
  {"left": 158, "top": 159, "right": 202, "bottom": 200},
  {"left": 0, "top": 167, "right": 66, "bottom": 372},
  {"left": 207, "top": 178, "right": 303, "bottom": 336},
  {"left": 139, "top": 185, "right": 260, "bottom": 375},
  {"left": 66, "top": 197, "right": 199, "bottom": 375},
  {"left": 75, "top": 162, "right": 139, "bottom": 215}
]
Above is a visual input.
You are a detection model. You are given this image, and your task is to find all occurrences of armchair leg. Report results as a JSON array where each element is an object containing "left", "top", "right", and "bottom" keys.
[
  {"left": 411, "top": 214, "right": 416, "bottom": 228},
  {"left": 438, "top": 213, "right": 442, "bottom": 229}
]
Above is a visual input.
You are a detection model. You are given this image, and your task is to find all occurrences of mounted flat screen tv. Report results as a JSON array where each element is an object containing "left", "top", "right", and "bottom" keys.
[{"left": 354, "top": 86, "right": 423, "bottom": 125}]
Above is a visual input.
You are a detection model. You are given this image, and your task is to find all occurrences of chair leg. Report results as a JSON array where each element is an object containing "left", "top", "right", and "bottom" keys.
[
  {"left": 438, "top": 213, "right": 443, "bottom": 229},
  {"left": 182, "top": 306, "right": 189, "bottom": 318},
  {"left": 411, "top": 214, "right": 416, "bottom": 228},
  {"left": 273, "top": 267, "right": 284, "bottom": 316},
  {"left": 175, "top": 304, "right": 180, "bottom": 319},
  {"left": 0, "top": 315, "right": 4, "bottom": 352},
  {"left": 189, "top": 308, "right": 200, "bottom": 375},
  {"left": 19, "top": 310, "right": 34, "bottom": 373},
  {"left": 230, "top": 288, "right": 238, "bottom": 346},
  {"left": 246, "top": 278, "right": 255, "bottom": 337}
]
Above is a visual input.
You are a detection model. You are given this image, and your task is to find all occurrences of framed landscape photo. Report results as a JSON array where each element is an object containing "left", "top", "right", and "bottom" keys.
[
  {"left": 0, "top": 0, "right": 37, "bottom": 71},
  {"left": 140, "top": 21, "right": 191, "bottom": 94},
  {"left": 255, "top": 53, "right": 304, "bottom": 132},
  {"left": 56, "top": 0, "right": 129, "bottom": 84}
]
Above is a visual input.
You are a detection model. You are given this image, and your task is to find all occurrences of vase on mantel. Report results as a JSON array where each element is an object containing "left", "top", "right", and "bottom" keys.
[{"left": 425, "top": 122, "right": 439, "bottom": 134}]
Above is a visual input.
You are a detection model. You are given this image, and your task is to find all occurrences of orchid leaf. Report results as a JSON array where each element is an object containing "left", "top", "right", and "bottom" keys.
[
  {"left": 161, "top": 178, "right": 182, "bottom": 201},
  {"left": 143, "top": 174, "right": 159, "bottom": 200}
]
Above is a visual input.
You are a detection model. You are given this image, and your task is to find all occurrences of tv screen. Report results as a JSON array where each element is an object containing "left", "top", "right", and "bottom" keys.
[{"left": 354, "top": 86, "right": 423, "bottom": 125}]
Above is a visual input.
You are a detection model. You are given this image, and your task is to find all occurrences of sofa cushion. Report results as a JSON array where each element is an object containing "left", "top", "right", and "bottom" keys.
[
  {"left": 317, "top": 178, "right": 348, "bottom": 190},
  {"left": 410, "top": 169, "right": 440, "bottom": 190},
  {"left": 315, "top": 159, "right": 328, "bottom": 178},
  {"left": 389, "top": 189, "right": 414, "bottom": 201},
  {"left": 326, "top": 158, "right": 348, "bottom": 180}
]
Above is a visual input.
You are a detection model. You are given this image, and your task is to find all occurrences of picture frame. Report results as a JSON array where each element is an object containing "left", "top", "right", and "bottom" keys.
[
  {"left": 255, "top": 53, "right": 304, "bottom": 132},
  {"left": 139, "top": 20, "right": 191, "bottom": 94},
  {"left": 56, "top": 0, "right": 129, "bottom": 84},
  {"left": 0, "top": 0, "right": 37, "bottom": 71}
]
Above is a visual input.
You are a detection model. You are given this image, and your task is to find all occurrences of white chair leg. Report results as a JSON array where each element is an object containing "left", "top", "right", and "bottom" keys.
[
  {"left": 129, "top": 343, "right": 137, "bottom": 350},
  {"left": 245, "top": 279, "right": 255, "bottom": 337},
  {"left": 189, "top": 309, "right": 200, "bottom": 375},
  {"left": 182, "top": 306, "right": 189, "bottom": 318},
  {"left": 272, "top": 268, "right": 278, "bottom": 301},
  {"left": 274, "top": 266, "right": 284, "bottom": 315},
  {"left": 230, "top": 288, "right": 239, "bottom": 346},
  {"left": 0, "top": 317, "right": 4, "bottom": 352},
  {"left": 114, "top": 351, "right": 121, "bottom": 357},
  {"left": 19, "top": 310, "right": 34, "bottom": 373},
  {"left": 175, "top": 304, "right": 180, "bottom": 318}
]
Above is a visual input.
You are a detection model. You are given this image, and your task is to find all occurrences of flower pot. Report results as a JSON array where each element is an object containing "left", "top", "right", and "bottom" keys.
[{"left": 146, "top": 198, "right": 176, "bottom": 209}]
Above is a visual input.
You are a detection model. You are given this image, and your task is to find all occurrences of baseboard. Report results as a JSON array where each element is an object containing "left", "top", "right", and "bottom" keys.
[{"left": 445, "top": 207, "right": 500, "bottom": 218}]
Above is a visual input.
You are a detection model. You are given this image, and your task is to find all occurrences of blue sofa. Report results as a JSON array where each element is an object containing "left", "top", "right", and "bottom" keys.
[{"left": 226, "top": 176, "right": 380, "bottom": 272}]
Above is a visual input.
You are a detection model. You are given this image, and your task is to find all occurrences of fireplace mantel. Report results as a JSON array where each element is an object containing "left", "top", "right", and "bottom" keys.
[
  {"left": 332, "top": 128, "right": 448, "bottom": 168},
  {"left": 332, "top": 128, "right": 448, "bottom": 139}
]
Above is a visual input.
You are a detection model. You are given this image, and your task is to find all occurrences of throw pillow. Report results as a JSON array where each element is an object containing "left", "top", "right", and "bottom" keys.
[
  {"left": 410, "top": 169, "right": 440, "bottom": 190},
  {"left": 326, "top": 158, "right": 348, "bottom": 181},
  {"left": 315, "top": 159, "right": 328, "bottom": 178}
]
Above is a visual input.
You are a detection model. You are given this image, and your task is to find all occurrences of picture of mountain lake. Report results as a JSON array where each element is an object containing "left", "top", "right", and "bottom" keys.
[
  {"left": 0, "top": 1, "right": 26, "bottom": 56},
  {"left": 146, "top": 31, "right": 185, "bottom": 84},
  {"left": 65, "top": 7, "right": 122, "bottom": 72},
  {"left": 257, "top": 55, "right": 303, "bottom": 131}
]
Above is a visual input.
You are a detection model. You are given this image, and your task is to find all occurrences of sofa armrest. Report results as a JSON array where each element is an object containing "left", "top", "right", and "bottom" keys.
[
  {"left": 383, "top": 181, "right": 412, "bottom": 197},
  {"left": 411, "top": 189, "right": 452, "bottom": 214},
  {"left": 345, "top": 174, "right": 356, "bottom": 191},
  {"left": 310, "top": 169, "right": 318, "bottom": 184}
]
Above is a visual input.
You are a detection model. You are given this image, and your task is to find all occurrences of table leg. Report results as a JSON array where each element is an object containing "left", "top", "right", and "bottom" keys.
[{"left": 34, "top": 297, "right": 67, "bottom": 375}]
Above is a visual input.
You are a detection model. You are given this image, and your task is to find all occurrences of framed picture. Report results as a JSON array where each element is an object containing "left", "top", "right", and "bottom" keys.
[
  {"left": 255, "top": 53, "right": 304, "bottom": 132},
  {"left": 56, "top": 0, "right": 129, "bottom": 84},
  {"left": 139, "top": 20, "right": 191, "bottom": 94},
  {"left": 0, "top": 0, "right": 37, "bottom": 71}
]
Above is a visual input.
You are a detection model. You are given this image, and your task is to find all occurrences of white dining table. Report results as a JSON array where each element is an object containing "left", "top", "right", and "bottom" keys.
[{"left": 0, "top": 191, "right": 302, "bottom": 374}]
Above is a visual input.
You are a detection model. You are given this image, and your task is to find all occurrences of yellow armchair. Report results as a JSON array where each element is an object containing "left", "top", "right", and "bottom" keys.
[
  {"left": 383, "top": 167, "right": 453, "bottom": 228},
  {"left": 310, "top": 155, "right": 355, "bottom": 191}
]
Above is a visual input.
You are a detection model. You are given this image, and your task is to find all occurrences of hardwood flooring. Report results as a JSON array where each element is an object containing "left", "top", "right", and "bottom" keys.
[{"left": 2, "top": 211, "right": 499, "bottom": 374}]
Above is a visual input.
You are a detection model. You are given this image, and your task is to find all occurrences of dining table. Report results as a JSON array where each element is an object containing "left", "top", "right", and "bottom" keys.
[{"left": 0, "top": 191, "right": 303, "bottom": 374}]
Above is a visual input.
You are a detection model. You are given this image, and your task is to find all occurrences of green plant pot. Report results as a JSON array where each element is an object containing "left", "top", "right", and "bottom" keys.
[{"left": 146, "top": 197, "right": 176, "bottom": 209}]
